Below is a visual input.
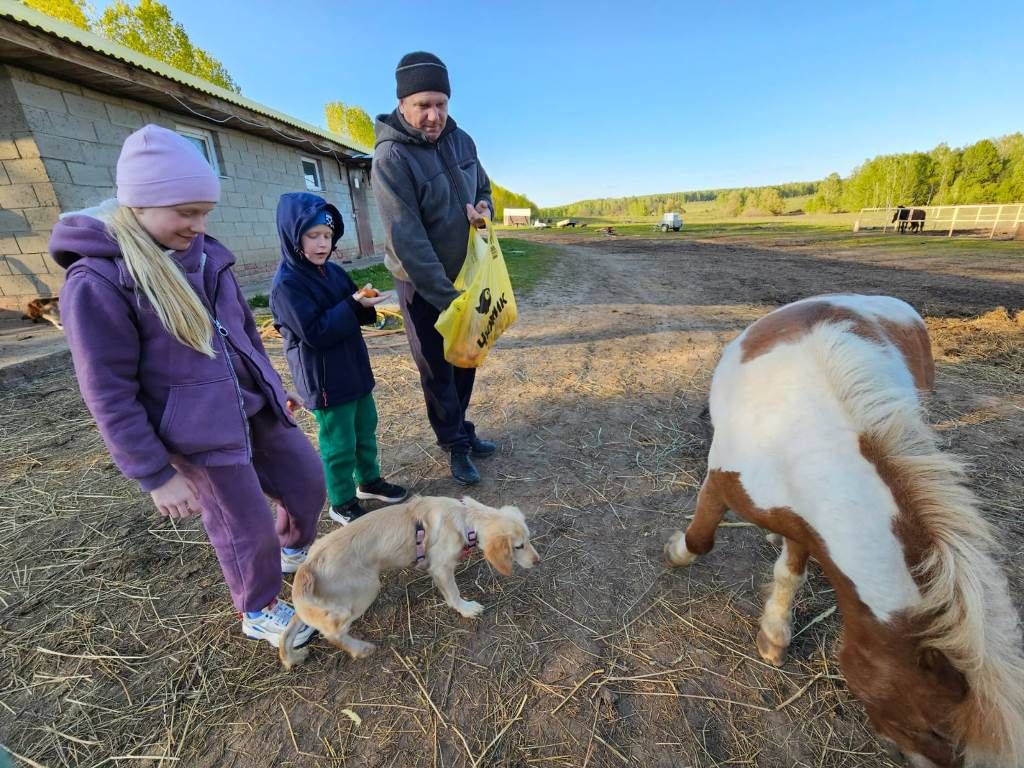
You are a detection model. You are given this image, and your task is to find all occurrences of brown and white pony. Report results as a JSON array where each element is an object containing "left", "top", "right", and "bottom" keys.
[{"left": 665, "top": 294, "right": 1024, "bottom": 767}]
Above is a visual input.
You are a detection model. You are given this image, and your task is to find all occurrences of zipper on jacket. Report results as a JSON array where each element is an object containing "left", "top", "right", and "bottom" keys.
[
  {"left": 209, "top": 262, "right": 292, "bottom": 428},
  {"left": 317, "top": 263, "right": 329, "bottom": 407},
  {"left": 321, "top": 354, "right": 328, "bottom": 408},
  {"left": 202, "top": 263, "right": 253, "bottom": 459},
  {"left": 436, "top": 142, "right": 466, "bottom": 209}
]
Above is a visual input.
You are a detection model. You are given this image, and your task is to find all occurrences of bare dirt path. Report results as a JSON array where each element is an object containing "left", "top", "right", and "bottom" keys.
[{"left": 3, "top": 234, "right": 1022, "bottom": 768}]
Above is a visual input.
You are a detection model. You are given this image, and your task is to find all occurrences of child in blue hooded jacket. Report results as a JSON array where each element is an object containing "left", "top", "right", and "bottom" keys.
[{"left": 271, "top": 193, "right": 407, "bottom": 524}]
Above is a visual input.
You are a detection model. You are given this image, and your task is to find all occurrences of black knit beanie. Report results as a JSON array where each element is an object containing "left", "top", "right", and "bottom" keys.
[{"left": 395, "top": 51, "right": 450, "bottom": 99}]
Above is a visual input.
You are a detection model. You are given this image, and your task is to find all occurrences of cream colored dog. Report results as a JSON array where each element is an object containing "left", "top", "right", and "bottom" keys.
[{"left": 280, "top": 495, "right": 540, "bottom": 669}]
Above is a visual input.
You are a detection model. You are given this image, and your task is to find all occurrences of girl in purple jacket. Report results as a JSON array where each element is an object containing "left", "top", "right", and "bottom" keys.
[{"left": 49, "top": 124, "right": 324, "bottom": 653}]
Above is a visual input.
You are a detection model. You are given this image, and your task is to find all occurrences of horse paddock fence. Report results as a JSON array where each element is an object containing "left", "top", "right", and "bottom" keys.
[{"left": 854, "top": 203, "right": 1024, "bottom": 239}]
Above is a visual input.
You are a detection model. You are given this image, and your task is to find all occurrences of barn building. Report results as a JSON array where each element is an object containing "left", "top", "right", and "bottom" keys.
[
  {"left": 502, "top": 207, "right": 532, "bottom": 226},
  {"left": 0, "top": 3, "right": 382, "bottom": 308}
]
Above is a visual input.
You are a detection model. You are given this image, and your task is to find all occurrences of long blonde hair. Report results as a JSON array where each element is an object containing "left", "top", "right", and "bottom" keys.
[{"left": 106, "top": 206, "right": 215, "bottom": 357}]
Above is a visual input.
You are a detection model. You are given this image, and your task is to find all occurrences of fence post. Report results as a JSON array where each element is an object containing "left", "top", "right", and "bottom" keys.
[
  {"left": 990, "top": 205, "right": 1005, "bottom": 239},
  {"left": 1013, "top": 204, "right": 1023, "bottom": 239},
  {"left": 948, "top": 207, "right": 958, "bottom": 237}
]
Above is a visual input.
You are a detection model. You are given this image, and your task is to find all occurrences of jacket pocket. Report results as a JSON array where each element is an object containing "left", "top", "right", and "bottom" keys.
[{"left": 158, "top": 376, "right": 246, "bottom": 456}]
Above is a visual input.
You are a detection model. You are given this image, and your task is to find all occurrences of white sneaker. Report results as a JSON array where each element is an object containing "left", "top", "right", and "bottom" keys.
[
  {"left": 280, "top": 546, "right": 308, "bottom": 574},
  {"left": 241, "top": 599, "right": 316, "bottom": 649}
]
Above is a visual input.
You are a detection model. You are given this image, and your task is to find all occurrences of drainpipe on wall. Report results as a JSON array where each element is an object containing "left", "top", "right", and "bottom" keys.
[{"left": 340, "top": 159, "right": 363, "bottom": 261}]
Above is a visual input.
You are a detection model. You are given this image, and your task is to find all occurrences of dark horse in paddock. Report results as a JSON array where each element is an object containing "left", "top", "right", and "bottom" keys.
[{"left": 892, "top": 206, "right": 927, "bottom": 233}]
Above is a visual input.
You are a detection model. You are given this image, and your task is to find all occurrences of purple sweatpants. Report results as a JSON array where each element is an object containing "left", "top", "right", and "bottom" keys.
[{"left": 172, "top": 408, "right": 326, "bottom": 612}]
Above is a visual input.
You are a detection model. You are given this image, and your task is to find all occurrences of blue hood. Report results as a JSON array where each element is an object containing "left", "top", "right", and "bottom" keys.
[{"left": 276, "top": 192, "right": 345, "bottom": 269}]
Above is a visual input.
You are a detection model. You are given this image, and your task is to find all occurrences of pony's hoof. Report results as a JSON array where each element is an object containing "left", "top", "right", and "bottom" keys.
[
  {"left": 756, "top": 629, "right": 787, "bottom": 666},
  {"left": 664, "top": 532, "right": 696, "bottom": 567}
]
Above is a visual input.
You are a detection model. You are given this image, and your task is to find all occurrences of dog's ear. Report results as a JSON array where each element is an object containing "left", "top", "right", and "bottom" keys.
[
  {"left": 483, "top": 534, "right": 514, "bottom": 576},
  {"left": 500, "top": 504, "right": 526, "bottom": 520}
]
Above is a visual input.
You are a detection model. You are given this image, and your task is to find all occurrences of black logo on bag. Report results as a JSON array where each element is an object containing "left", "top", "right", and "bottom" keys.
[
  {"left": 476, "top": 292, "right": 509, "bottom": 348},
  {"left": 475, "top": 288, "right": 492, "bottom": 315}
]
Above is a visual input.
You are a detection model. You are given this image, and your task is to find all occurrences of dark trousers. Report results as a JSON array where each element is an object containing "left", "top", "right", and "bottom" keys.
[{"left": 396, "top": 279, "right": 477, "bottom": 451}]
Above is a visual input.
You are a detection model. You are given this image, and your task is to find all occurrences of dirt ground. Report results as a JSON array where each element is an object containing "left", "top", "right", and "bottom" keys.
[{"left": 2, "top": 231, "right": 1022, "bottom": 768}]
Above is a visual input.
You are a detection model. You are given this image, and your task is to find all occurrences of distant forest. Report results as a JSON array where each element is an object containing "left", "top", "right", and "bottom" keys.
[
  {"left": 491, "top": 182, "right": 538, "bottom": 219},
  {"left": 535, "top": 133, "right": 1024, "bottom": 218}
]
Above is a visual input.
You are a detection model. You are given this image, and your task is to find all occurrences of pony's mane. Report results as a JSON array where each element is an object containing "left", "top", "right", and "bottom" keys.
[{"left": 809, "top": 321, "right": 1024, "bottom": 767}]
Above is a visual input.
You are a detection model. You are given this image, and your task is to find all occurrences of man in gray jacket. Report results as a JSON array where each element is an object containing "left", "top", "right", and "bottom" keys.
[{"left": 372, "top": 51, "right": 496, "bottom": 485}]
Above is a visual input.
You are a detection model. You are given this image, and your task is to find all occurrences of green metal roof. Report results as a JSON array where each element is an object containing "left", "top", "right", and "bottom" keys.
[{"left": 0, "top": 0, "right": 372, "bottom": 155}]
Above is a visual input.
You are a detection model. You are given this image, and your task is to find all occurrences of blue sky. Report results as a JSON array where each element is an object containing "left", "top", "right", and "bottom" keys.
[{"left": 141, "top": 0, "right": 1021, "bottom": 206}]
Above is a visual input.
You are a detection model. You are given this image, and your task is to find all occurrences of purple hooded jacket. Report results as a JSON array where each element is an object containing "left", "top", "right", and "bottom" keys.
[{"left": 50, "top": 212, "right": 296, "bottom": 492}]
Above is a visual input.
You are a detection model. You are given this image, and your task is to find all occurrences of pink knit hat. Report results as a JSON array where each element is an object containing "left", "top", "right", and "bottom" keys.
[{"left": 116, "top": 124, "right": 220, "bottom": 207}]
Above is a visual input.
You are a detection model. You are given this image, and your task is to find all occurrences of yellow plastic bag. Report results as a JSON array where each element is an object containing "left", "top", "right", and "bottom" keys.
[{"left": 434, "top": 220, "right": 517, "bottom": 368}]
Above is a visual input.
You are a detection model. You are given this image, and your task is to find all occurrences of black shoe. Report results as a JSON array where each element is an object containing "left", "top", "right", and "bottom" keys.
[
  {"left": 449, "top": 450, "right": 480, "bottom": 485},
  {"left": 470, "top": 437, "right": 497, "bottom": 458},
  {"left": 356, "top": 477, "right": 409, "bottom": 504},
  {"left": 328, "top": 498, "right": 370, "bottom": 525}
]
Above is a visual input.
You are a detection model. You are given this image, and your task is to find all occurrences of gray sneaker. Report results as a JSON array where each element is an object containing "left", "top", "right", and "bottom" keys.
[
  {"left": 280, "top": 546, "right": 309, "bottom": 574},
  {"left": 241, "top": 599, "right": 316, "bottom": 649}
]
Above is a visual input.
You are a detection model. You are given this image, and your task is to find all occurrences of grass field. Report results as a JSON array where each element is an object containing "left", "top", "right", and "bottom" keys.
[{"left": 250, "top": 238, "right": 560, "bottom": 313}]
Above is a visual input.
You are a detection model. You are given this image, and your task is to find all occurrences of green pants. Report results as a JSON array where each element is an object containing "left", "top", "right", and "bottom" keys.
[{"left": 312, "top": 393, "right": 381, "bottom": 507}]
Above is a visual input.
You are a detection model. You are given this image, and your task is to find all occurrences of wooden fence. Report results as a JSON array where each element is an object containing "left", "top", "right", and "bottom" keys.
[{"left": 854, "top": 203, "right": 1024, "bottom": 239}]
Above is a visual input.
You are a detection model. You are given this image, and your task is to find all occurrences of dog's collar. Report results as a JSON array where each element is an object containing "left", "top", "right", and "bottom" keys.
[
  {"left": 415, "top": 521, "right": 427, "bottom": 568},
  {"left": 413, "top": 521, "right": 477, "bottom": 567},
  {"left": 460, "top": 529, "right": 478, "bottom": 561}
]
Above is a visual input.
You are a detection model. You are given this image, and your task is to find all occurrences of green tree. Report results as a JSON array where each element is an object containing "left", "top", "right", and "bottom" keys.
[
  {"left": 22, "top": 0, "right": 90, "bottom": 29},
  {"left": 928, "top": 143, "right": 960, "bottom": 204},
  {"left": 993, "top": 133, "right": 1024, "bottom": 202},
  {"left": 719, "top": 189, "right": 745, "bottom": 216},
  {"left": 750, "top": 187, "right": 784, "bottom": 215},
  {"left": 951, "top": 140, "right": 1003, "bottom": 203},
  {"left": 324, "top": 102, "right": 375, "bottom": 150},
  {"left": 98, "top": 0, "right": 239, "bottom": 92},
  {"left": 809, "top": 172, "right": 844, "bottom": 212},
  {"left": 490, "top": 182, "right": 537, "bottom": 220}
]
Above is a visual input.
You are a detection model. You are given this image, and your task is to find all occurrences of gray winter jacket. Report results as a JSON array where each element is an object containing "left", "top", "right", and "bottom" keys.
[{"left": 372, "top": 110, "right": 492, "bottom": 310}]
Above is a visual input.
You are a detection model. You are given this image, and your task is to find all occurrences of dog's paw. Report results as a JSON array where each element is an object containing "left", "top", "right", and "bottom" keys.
[
  {"left": 457, "top": 600, "right": 484, "bottom": 619},
  {"left": 347, "top": 639, "right": 376, "bottom": 659}
]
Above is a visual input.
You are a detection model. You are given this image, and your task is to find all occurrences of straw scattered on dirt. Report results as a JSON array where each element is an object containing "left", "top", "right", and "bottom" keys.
[{"left": 2, "top": 233, "right": 1021, "bottom": 767}]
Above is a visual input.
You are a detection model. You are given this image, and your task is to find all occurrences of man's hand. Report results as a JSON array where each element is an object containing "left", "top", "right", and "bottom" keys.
[
  {"left": 466, "top": 201, "right": 490, "bottom": 229},
  {"left": 151, "top": 473, "right": 201, "bottom": 520}
]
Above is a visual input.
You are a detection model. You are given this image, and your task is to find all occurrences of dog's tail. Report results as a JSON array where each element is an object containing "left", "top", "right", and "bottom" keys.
[
  {"left": 279, "top": 568, "right": 316, "bottom": 670},
  {"left": 278, "top": 613, "right": 309, "bottom": 670}
]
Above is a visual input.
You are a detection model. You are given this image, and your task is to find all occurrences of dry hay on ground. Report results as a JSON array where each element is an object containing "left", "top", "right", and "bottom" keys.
[{"left": 2, "top": 235, "right": 1022, "bottom": 767}]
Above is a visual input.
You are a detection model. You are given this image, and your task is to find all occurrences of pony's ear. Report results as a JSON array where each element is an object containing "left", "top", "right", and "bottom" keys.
[{"left": 483, "top": 534, "right": 514, "bottom": 576}]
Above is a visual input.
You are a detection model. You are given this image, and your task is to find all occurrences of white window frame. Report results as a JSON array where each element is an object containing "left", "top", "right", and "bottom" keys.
[
  {"left": 301, "top": 156, "right": 324, "bottom": 191},
  {"left": 175, "top": 124, "right": 221, "bottom": 176}
]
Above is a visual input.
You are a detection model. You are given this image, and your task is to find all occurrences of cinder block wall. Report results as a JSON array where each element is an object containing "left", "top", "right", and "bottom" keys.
[{"left": 0, "top": 64, "right": 378, "bottom": 308}]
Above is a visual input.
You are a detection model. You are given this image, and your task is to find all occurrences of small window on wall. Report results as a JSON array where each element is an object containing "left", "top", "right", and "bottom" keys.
[
  {"left": 175, "top": 125, "right": 221, "bottom": 175},
  {"left": 301, "top": 157, "right": 323, "bottom": 191}
]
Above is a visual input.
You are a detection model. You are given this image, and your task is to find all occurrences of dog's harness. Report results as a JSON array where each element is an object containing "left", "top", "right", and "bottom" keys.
[{"left": 414, "top": 521, "right": 477, "bottom": 568}]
